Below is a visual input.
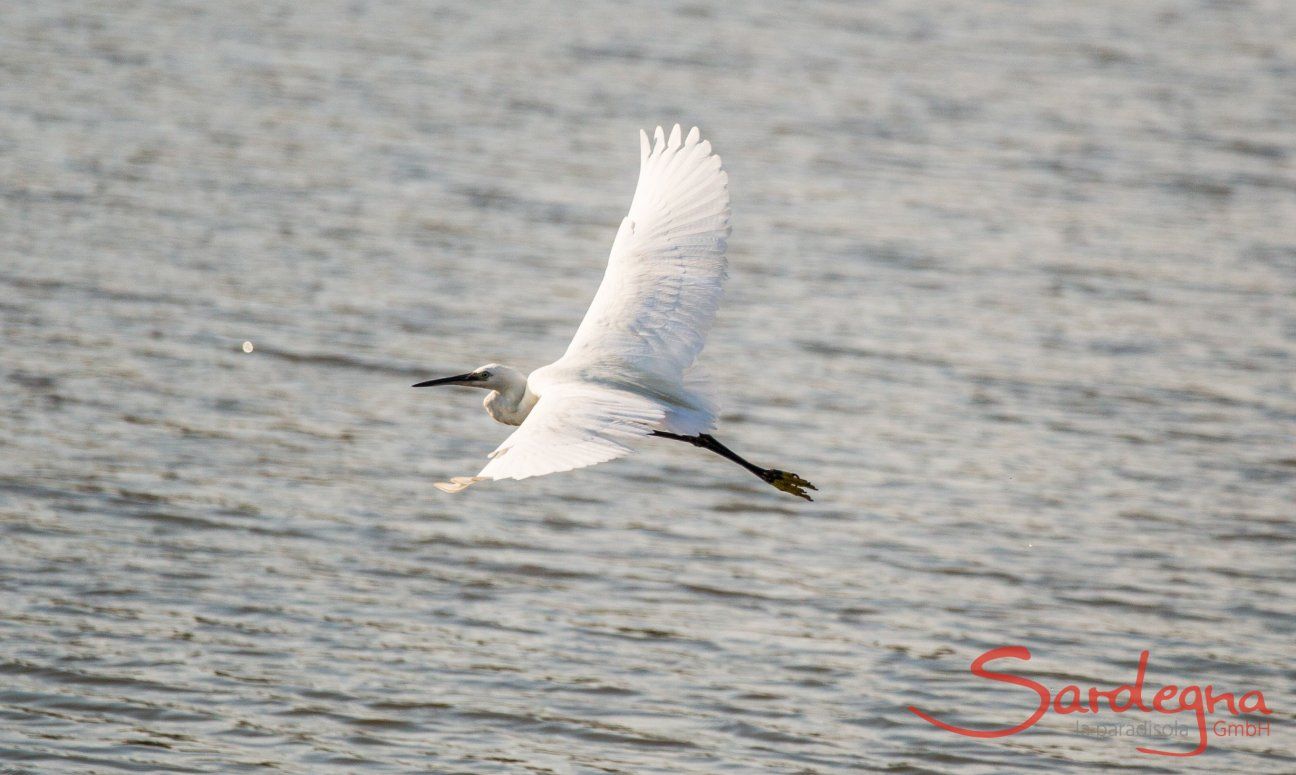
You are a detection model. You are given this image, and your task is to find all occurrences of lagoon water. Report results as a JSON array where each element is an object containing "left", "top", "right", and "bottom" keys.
[{"left": 2, "top": 1, "right": 1294, "bottom": 772}]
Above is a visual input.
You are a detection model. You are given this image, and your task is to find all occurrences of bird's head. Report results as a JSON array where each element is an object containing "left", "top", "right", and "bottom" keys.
[{"left": 412, "top": 363, "right": 522, "bottom": 392}]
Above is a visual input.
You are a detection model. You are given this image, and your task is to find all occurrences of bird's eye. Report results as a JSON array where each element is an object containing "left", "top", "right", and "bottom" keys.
[{"left": 478, "top": 371, "right": 491, "bottom": 380}]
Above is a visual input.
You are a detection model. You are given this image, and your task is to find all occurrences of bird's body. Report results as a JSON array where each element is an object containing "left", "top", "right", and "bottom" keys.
[{"left": 415, "top": 125, "right": 816, "bottom": 500}]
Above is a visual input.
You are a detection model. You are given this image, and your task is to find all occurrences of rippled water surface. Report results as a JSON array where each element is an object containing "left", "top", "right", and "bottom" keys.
[{"left": 2, "top": 1, "right": 1295, "bottom": 772}]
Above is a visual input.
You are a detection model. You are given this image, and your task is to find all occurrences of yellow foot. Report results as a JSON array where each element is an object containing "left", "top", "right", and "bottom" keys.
[{"left": 762, "top": 470, "right": 818, "bottom": 501}]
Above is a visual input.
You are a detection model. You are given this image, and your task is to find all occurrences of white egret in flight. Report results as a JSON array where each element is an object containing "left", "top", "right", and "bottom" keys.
[{"left": 414, "top": 125, "right": 817, "bottom": 501}]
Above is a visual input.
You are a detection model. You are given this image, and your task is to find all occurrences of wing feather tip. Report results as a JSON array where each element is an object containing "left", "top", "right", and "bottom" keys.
[{"left": 434, "top": 476, "right": 485, "bottom": 494}]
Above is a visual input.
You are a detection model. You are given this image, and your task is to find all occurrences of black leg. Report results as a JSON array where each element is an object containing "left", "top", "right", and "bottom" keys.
[{"left": 651, "top": 431, "right": 818, "bottom": 501}]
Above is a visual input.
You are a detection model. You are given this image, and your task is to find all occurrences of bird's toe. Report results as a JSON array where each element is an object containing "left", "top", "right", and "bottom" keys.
[{"left": 763, "top": 470, "right": 817, "bottom": 501}]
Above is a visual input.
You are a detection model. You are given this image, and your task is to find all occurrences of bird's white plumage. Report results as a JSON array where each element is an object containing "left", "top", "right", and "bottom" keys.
[
  {"left": 560, "top": 124, "right": 731, "bottom": 386},
  {"left": 476, "top": 383, "right": 665, "bottom": 481},
  {"left": 437, "top": 125, "right": 730, "bottom": 489}
]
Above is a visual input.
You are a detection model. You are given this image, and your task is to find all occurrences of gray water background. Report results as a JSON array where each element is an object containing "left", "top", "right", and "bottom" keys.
[{"left": 1, "top": 0, "right": 1294, "bottom": 772}]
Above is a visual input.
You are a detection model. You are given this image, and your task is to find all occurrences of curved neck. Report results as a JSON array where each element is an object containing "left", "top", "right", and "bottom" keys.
[
  {"left": 483, "top": 370, "right": 536, "bottom": 426},
  {"left": 496, "top": 368, "right": 529, "bottom": 400}
]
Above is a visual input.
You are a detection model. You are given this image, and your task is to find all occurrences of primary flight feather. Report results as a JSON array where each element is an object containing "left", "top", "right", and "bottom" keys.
[{"left": 414, "top": 125, "right": 816, "bottom": 501}]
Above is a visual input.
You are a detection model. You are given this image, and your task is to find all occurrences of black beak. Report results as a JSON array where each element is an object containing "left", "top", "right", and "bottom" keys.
[{"left": 412, "top": 372, "right": 479, "bottom": 388}]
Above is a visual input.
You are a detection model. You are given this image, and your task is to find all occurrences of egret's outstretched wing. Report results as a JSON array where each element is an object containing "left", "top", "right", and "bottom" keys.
[
  {"left": 434, "top": 384, "right": 665, "bottom": 492},
  {"left": 560, "top": 124, "right": 730, "bottom": 383}
]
